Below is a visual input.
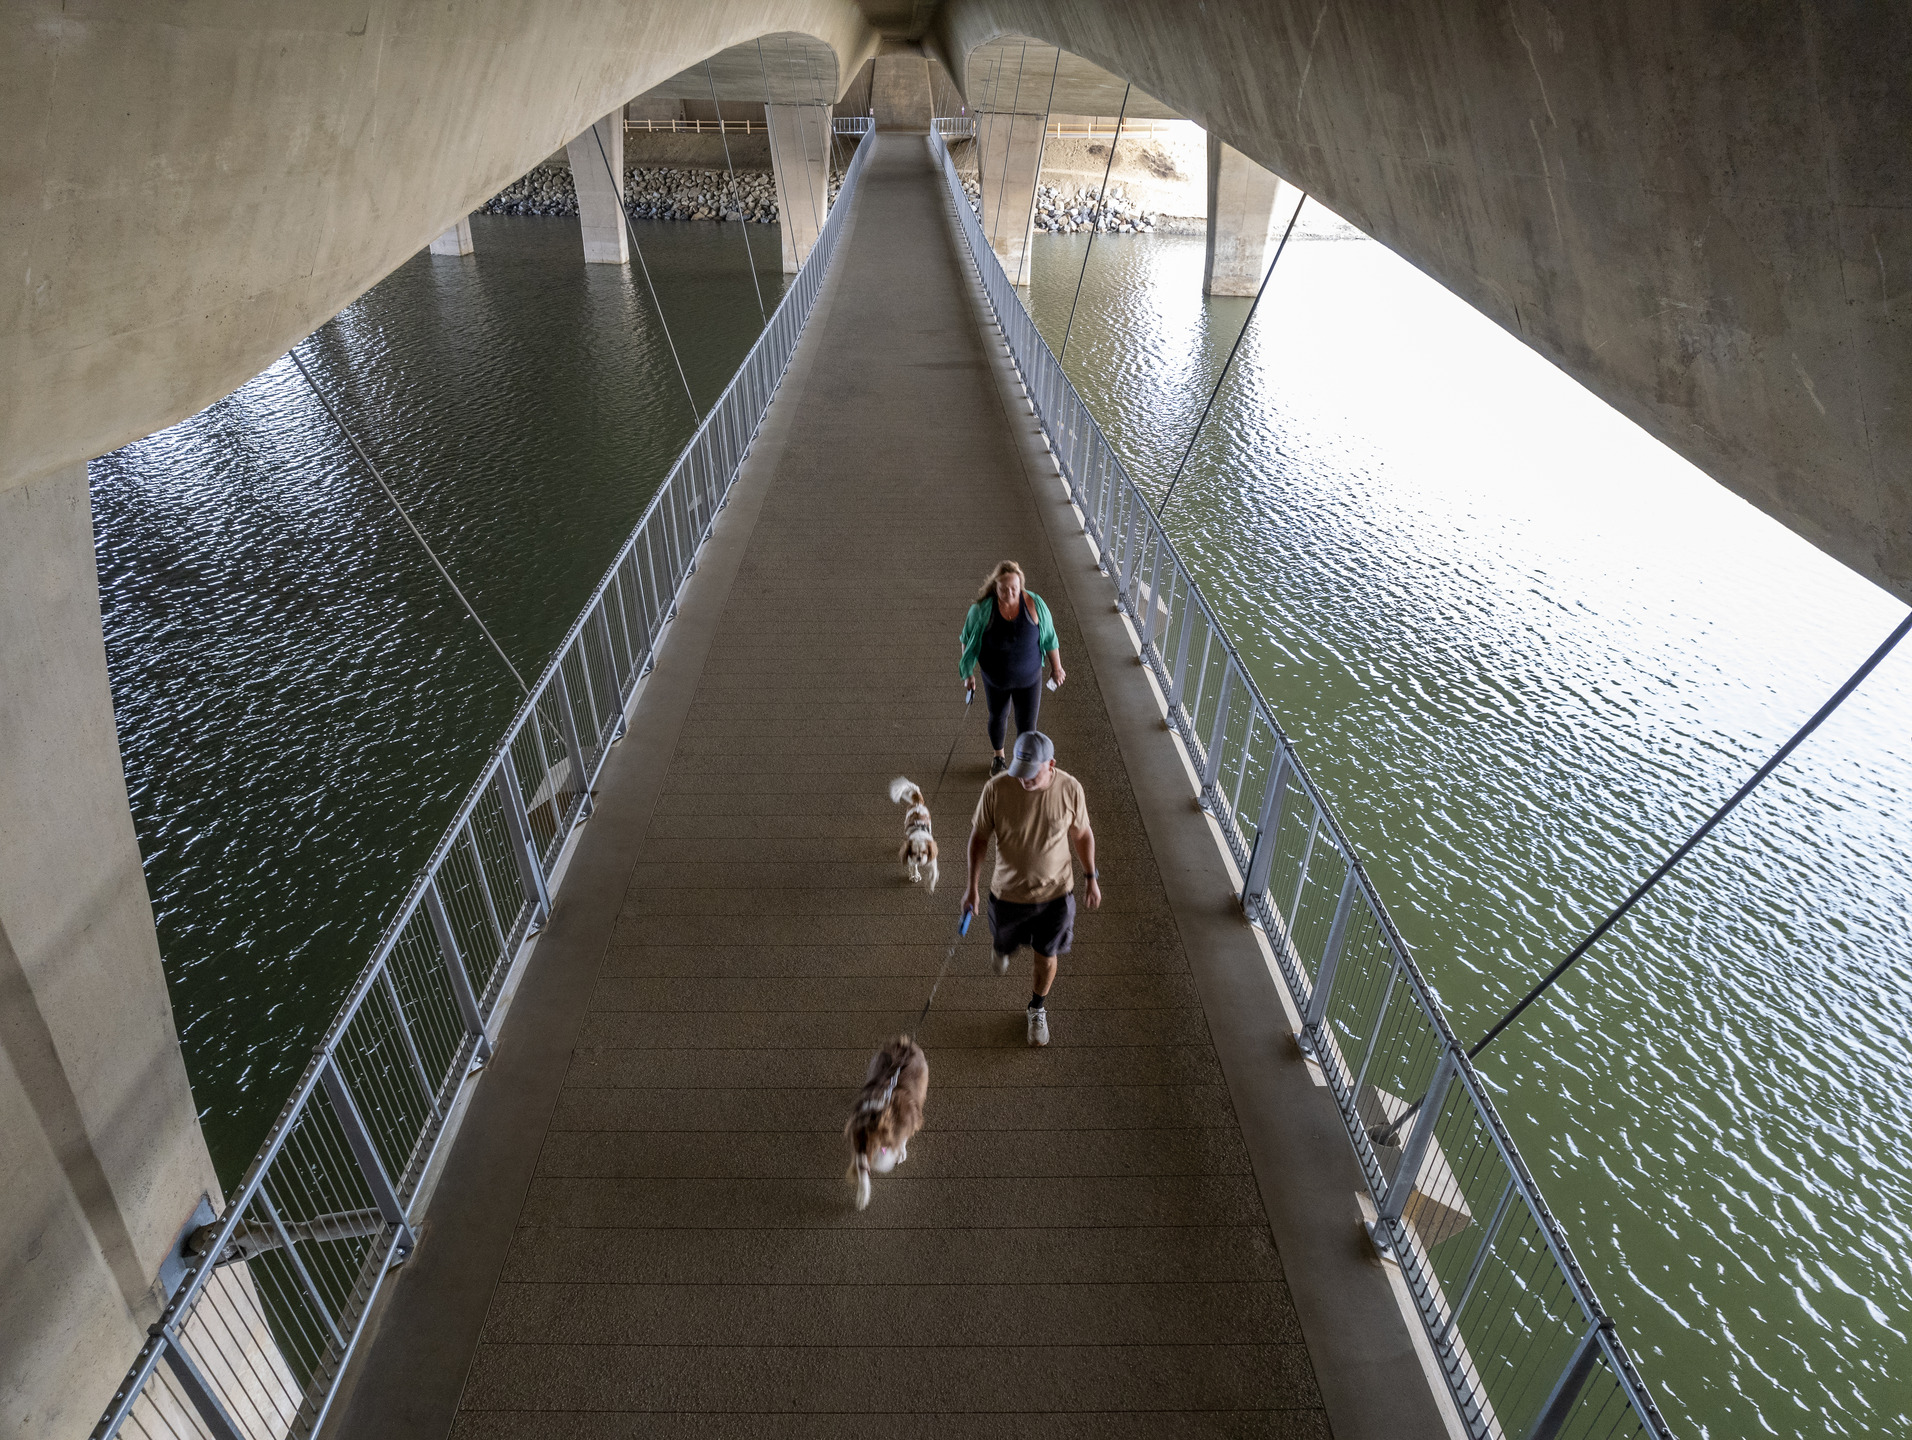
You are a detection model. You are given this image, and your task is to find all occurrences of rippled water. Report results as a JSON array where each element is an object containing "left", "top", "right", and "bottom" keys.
[
  {"left": 1028, "top": 231, "right": 1912, "bottom": 1437},
  {"left": 92, "top": 215, "right": 783, "bottom": 1176}
]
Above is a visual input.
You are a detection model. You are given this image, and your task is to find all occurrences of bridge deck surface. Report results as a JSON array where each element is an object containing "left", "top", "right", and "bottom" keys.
[{"left": 332, "top": 134, "right": 1443, "bottom": 1440}]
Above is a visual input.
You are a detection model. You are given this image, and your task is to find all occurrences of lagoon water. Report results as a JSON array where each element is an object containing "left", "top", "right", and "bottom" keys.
[
  {"left": 91, "top": 200, "right": 1910, "bottom": 1438},
  {"left": 91, "top": 214, "right": 783, "bottom": 1174},
  {"left": 1025, "top": 229, "right": 1911, "bottom": 1439}
]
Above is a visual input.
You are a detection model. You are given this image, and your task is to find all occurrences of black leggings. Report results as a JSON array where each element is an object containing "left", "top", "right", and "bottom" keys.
[{"left": 983, "top": 678, "right": 1041, "bottom": 751}]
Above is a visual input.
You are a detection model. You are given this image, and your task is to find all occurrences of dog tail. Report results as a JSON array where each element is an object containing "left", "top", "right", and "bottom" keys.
[
  {"left": 848, "top": 1151, "right": 872, "bottom": 1210},
  {"left": 889, "top": 776, "right": 924, "bottom": 807}
]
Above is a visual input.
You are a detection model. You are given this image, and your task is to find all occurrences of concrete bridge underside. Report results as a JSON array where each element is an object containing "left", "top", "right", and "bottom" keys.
[{"left": 326, "top": 136, "right": 1444, "bottom": 1440}]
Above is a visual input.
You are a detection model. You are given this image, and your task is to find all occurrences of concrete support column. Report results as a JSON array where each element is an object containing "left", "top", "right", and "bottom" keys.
[
  {"left": 975, "top": 111, "right": 1046, "bottom": 285},
  {"left": 1, "top": 464, "right": 220, "bottom": 1439},
  {"left": 428, "top": 217, "right": 474, "bottom": 256},
  {"left": 871, "top": 55, "right": 932, "bottom": 130},
  {"left": 1204, "top": 134, "right": 1298, "bottom": 297},
  {"left": 563, "top": 112, "right": 627, "bottom": 265},
  {"left": 765, "top": 104, "right": 830, "bottom": 274}
]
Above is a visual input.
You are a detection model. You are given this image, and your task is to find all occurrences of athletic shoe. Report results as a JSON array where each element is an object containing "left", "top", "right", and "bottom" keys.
[
  {"left": 1027, "top": 1005, "right": 1049, "bottom": 1047},
  {"left": 991, "top": 755, "right": 1008, "bottom": 776},
  {"left": 994, "top": 950, "right": 1011, "bottom": 976}
]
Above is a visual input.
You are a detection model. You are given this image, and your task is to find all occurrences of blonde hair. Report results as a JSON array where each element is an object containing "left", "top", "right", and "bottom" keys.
[{"left": 976, "top": 560, "right": 1026, "bottom": 604}]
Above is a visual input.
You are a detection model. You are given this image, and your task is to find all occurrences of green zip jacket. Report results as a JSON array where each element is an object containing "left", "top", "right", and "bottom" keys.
[{"left": 958, "top": 593, "right": 1059, "bottom": 679}]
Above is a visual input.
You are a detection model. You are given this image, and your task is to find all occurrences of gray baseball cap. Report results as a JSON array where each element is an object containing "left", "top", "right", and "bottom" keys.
[{"left": 1006, "top": 730, "right": 1055, "bottom": 779}]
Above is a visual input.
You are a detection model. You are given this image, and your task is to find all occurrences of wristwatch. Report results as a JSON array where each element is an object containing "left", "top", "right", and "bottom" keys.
[{"left": 1087, "top": 869, "right": 1099, "bottom": 879}]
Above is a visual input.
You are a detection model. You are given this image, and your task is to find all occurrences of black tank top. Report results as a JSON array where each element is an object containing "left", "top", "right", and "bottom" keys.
[{"left": 978, "top": 596, "right": 1042, "bottom": 688}]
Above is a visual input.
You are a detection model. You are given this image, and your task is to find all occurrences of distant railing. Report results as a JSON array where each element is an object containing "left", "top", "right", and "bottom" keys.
[
  {"left": 625, "top": 117, "right": 766, "bottom": 133},
  {"left": 87, "top": 131, "right": 872, "bottom": 1440},
  {"left": 928, "top": 115, "right": 1180, "bottom": 140},
  {"left": 931, "top": 128, "right": 1673, "bottom": 1440},
  {"left": 832, "top": 115, "right": 874, "bottom": 135}
]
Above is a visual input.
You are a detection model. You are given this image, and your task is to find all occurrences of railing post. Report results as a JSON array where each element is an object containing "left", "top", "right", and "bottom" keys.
[
  {"left": 1168, "top": 584, "right": 1196, "bottom": 714},
  {"left": 257, "top": 1187, "right": 345, "bottom": 1349},
  {"left": 424, "top": 877, "right": 493, "bottom": 1064},
  {"left": 379, "top": 967, "right": 437, "bottom": 1111},
  {"left": 318, "top": 1055, "right": 415, "bottom": 1255},
  {"left": 158, "top": 1332, "right": 247, "bottom": 1440},
  {"left": 1525, "top": 1321, "right": 1605, "bottom": 1440},
  {"left": 1201, "top": 663, "right": 1236, "bottom": 794},
  {"left": 551, "top": 661, "right": 593, "bottom": 822},
  {"left": 492, "top": 764, "right": 550, "bottom": 931},
  {"left": 1378, "top": 1047, "right": 1458, "bottom": 1223},
  {"left": 1301, "top": 868, "right": 1359, "bottom": 1038},
  {"left": 1241, "top": 750, "right": 1290, "bottom": 906}
]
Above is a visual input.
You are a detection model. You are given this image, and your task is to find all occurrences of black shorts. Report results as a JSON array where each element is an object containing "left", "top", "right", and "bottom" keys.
[{"left": 987, "top": 893, "right": 1076, "bottom": 958}]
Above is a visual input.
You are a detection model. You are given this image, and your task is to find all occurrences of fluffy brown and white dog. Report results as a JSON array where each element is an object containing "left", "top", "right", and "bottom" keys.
[
  {"left": 889, "top": 776, "right": 939, "bottom": 891},
  {"left": 845, "top": 1035, "right": 929, "bottom": 1210}
]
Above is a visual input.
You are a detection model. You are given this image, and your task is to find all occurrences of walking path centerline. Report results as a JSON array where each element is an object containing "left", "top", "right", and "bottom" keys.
[{"left": 328, "top": 134, "right": 1445, "bottom": 1439}]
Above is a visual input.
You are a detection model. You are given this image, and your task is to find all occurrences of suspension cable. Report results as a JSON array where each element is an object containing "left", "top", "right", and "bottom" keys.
[
  {"left": 1012, "top": 48, "right": 1064, "bottom": 290},
  {"left": 1157, "top": 190, "right": 1308, "bottom": 517},
  {"left": 706, "top": 59, "right": 769, "bottom": 326},
  {"left": 1369, "top": 608, "right": 1912, "bottom": 1145},
  {"left": 590, "top": 122, "right": 701, "bottom": 425},
  {"left": 988, "top": 40, "right": 1032, "bottom": 260},
  {"left": 1058, "top": 82, "right": 1131, "bottom": 365},
  {"left": 288, "top": 346, "right": 530, "bottom": 695}
]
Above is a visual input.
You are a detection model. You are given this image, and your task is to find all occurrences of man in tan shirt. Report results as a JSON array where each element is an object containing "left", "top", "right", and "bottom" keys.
[{"left": 961, "top": 730, "right": 1101, "bottom": 1046}]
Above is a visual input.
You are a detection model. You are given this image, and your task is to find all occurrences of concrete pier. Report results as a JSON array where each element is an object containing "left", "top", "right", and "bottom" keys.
[
  {"left": 871, "top": 53, "right": 933, "bottom": 129},
  {"left": 429, "top": 217, "right": 475, "bottom": 256},
  {"left": 327, "top": 135, "right": 1444, "bottom": 1440},
  {"left": 1204, "top": 135, "right": 1295, "bottom": 297},
  {"left": 974, "top": 109, "right": 1045, "bottom": 283},
  {"left": 0, "top": 464, "right": 220, "bottom": 1440},
  {"left": 563, "top": 113, "right": 628, "bottom": 265},
  {"left": 765, "top": 103, "right": 832, "bottom": 272}
]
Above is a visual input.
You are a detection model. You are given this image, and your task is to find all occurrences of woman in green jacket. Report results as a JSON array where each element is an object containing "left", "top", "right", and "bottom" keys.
[{"left": 959, "top": 560, "right": 1065, "bottom": 774}]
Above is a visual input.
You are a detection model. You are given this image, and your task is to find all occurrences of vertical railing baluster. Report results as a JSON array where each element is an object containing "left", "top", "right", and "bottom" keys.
[
  {"left": 493, "top": 762, "right": 550, "bottom": 930},
  {"left": 551, "top": 661, "right": 592, "bottom": 822},
  {"left": 1201, "top": 663, "right": 1235, "bottom": 796},
  {"left": 1242, "top": 748, "right": 1290, "bottom": 903},
  {"left": 318, "top": 1055, "right": 415, "bottom": 1252},
  {"left": 1301, "top": 869, "right": 1359, "bottom": 1037},
  {"left": 379, "top": 966, "right": 436, "bottom": 1113}
]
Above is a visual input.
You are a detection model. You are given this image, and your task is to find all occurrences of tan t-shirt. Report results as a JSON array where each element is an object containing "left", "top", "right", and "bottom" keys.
[{"left": 973, "top": 768, "right": 1089, "bottom": 904}]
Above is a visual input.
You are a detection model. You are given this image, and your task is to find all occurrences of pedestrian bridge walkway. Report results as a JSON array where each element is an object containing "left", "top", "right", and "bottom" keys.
[{"left": 327, "top": 134, "right": 1442, "bottom": 1439}]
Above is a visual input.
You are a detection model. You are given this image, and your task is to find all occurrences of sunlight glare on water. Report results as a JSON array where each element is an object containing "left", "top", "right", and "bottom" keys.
[{"left": 1028, "top": 228, "right": 1912, "bottom": 1439}]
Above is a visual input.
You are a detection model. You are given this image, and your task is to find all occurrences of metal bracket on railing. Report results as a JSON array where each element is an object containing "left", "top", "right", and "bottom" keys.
[
  {"left": 1241, "top": 751, "right": 1291, "bottom": 911},
  {"left": 156, "top": 1328, "right": 247, "bottom": 1440},
  {"left": 317, "top": 1055, "right": 416, "bottom": 1259},
  {"left": 424, "top": 876, "right": 494, "bottom": 1066},
  {"left": 551, "top": 664, "right": 593, "bottom": 822},
  {"left": 493, "top": 765, "right": 550, "bottom": 932},
  {"left": 1525, "top": 1320, "right": 1608, "bottom": 1440},
  {"left": 1297, "top": 868, "right": 1359, "bottom": 1055}
]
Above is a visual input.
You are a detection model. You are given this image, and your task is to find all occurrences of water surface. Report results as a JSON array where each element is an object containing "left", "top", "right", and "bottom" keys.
[
  {"left": 1028, "top": 230, "right": 1912, "bottom": 1439},
  {"left": 93, "top": 214, "right": 783, "bottom": 1173}
]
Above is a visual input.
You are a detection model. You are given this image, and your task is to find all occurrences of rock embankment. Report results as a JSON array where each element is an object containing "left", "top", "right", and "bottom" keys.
[
  {"left": 481, "top": 166, "right": 843, "bottom": 224},
  {"left": 957, "top": 177, "right": 1161, "bottom": 234}
]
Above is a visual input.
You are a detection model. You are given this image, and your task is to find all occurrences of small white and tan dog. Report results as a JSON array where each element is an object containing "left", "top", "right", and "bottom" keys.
[
  {"left": 889, "top": 776, "right": 938, "bottom": 891},
  {"left": 845, "top": 1035, "right": 929, "bottom": 1210}
]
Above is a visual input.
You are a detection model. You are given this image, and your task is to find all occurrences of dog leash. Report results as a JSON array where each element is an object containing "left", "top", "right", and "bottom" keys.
[{"left": 907, "top": 692, "right": 977, "bottom": 1041}]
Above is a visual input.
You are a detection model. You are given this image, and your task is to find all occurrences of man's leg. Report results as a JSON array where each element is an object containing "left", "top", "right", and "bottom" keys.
[{"left": 1027, "top": 951, "right": 1057, "bottom": 1046}]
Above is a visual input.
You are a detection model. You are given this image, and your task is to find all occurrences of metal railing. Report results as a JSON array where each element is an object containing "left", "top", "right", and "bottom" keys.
[
  {"left": 832, "top": 115, "right": 874, "bottom": 136},
  {"left": 625, "top": 117, "right": 767, "bottom": 134},
  {"left": 930, "top": 129, "right": 1673, "bottom": 1440},
  {"left": 87, "top": 132, "right": 872, "bottom": 1440}
]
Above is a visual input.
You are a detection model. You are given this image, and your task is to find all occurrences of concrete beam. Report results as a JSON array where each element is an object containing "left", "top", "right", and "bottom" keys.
[
  {"left": 0, "top": 464, "right": 220, "bottom": 1440},
  {"left": 765, "top": 103, "right": 831, "bottom": 272},
  {"left": 564, "top": 113, "right": 628, "bottom": 265},
  {"left": 1204, "top": 134, "right": 1297, "bottom": 297},
  {"left": 935, "top": 0, "right": 1912, "bottom": 605},
  {"left": 428, "top": 217, "right": 475, "bottom": 256},
  {"left": 1, "top": 1, "right": 881, "bottom": 492},
  {"left": 975, "top": 110, "right": 1045, "bottom": 285}
]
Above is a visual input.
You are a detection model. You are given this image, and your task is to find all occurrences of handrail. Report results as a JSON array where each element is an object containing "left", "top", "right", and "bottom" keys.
[
  {"left": 87, "top": 132, "right": 873, "bottom": 1440},
  {"left": 929, "top": 128, "right": 1674, "bottom": 1440}
]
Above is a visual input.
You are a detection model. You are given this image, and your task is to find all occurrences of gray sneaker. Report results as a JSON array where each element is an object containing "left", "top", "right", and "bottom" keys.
[
  {"left": 1026, "top": 1005, "right": 1049, "bottom": 1047},
  {"left": 994, "top": 950, "right": 1011, "bottom": 976}
]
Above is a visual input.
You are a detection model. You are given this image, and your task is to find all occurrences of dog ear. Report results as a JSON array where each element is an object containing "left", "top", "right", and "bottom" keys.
[
  {"left": 899, "top": 838, "right": 912, "bottom": 861},
  {"left": 926, "top": 837, "right": 938, "bottom": 860}
]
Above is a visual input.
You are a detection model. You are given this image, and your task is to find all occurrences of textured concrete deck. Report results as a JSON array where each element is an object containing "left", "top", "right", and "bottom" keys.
[{"left": 329, "top": 134, "right": 1444, "bottom": 1440}]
